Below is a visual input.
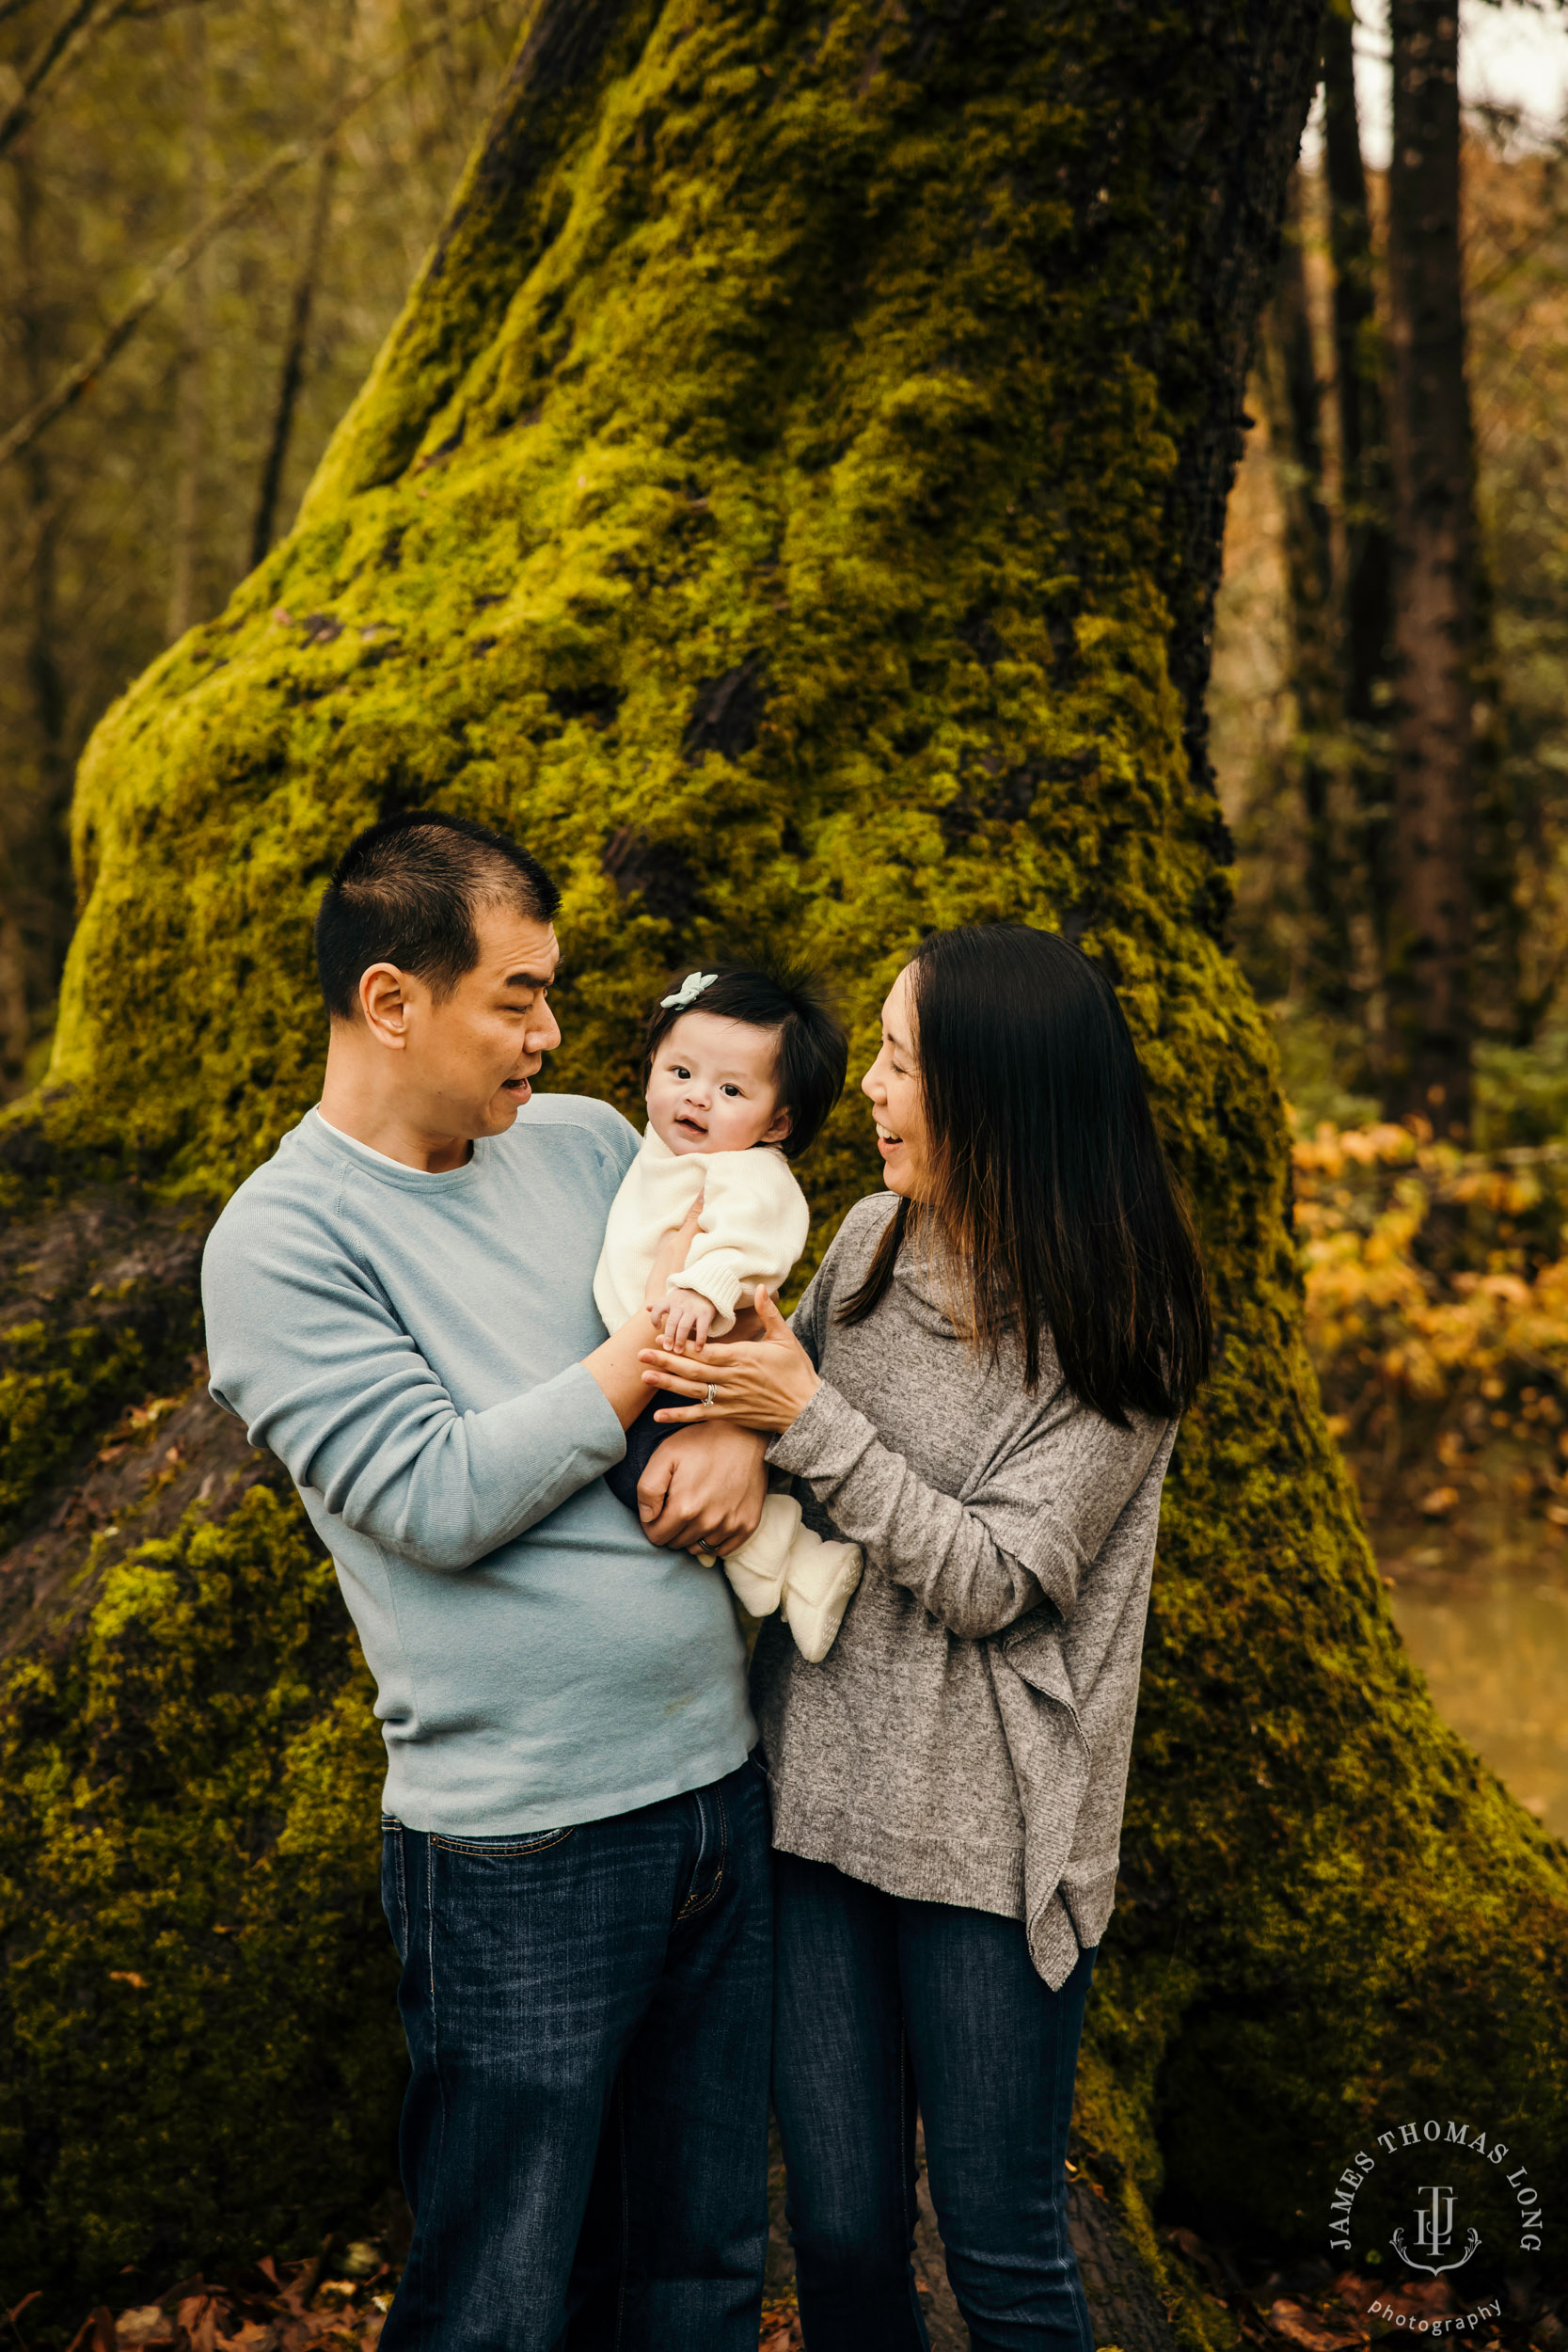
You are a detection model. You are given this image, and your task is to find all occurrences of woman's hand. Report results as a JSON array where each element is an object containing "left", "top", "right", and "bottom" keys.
[
  {"left": 639, "top": 1285, "right": 820, "bottom": 1433},
  {"left": 645, "top": 1199, "right": 704, "bottom": 1307}
]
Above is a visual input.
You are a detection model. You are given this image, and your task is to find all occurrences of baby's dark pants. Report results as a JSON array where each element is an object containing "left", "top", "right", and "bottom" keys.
[{"left": 605, "top": 1393, "right": 689, "bottom": 1514}]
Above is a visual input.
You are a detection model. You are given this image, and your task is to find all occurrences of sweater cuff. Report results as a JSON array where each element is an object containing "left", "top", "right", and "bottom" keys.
[
  {"left": 538, "top": 1358, "right": 629, "bottom": 1470},
  {"left": 765, "top": 1379, "right": 872, "bottom": 1479}
]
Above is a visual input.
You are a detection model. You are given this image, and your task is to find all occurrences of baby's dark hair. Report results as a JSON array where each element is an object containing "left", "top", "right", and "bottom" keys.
[{"left": 641, "top": 963, "right": 847, "bottom": 1162}]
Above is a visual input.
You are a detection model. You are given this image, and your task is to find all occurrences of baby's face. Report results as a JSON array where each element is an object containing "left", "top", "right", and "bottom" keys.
[{"left": 647, "top": 1012, "right": 791, "bottom": 1156}]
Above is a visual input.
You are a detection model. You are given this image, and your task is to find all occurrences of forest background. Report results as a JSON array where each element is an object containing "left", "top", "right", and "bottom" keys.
[{"left": 1, "top": 0, "right": 1567, "bottom": 2341}]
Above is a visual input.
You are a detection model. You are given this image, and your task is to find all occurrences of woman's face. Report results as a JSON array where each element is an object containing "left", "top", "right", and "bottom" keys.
[{"left": 862, "top": 966, "right": 929, "bottom": 1199}]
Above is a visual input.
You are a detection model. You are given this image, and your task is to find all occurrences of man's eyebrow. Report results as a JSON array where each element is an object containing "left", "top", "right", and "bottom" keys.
[{"left": 501, "top": 967, "right": 559, "bottom": 989}]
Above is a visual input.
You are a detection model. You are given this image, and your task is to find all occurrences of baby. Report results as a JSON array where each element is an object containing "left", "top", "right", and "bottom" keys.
[{"left": 594, "top": 964, "right": 863, "bottom": 1662}]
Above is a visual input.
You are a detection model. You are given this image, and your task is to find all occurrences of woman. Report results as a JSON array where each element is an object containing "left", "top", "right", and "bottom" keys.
[{"left": 640, "top": 924, "right": 1210, "bottom": 2352}]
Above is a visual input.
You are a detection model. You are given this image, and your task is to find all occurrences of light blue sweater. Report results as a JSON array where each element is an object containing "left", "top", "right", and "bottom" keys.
[{"left": 200, "top": 1097, "right": 755, "bottom": 1834}]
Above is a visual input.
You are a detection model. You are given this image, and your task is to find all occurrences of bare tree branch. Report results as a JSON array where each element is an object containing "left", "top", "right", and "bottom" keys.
[
  {"left": 0, "top": 0, "right": 499, "bottom": 476},
  {"left": 0, "top": 0, "right": 126, "bottom": 163},
  {"left": 250, "top": 0, "right": 356, "bottom": 565}
]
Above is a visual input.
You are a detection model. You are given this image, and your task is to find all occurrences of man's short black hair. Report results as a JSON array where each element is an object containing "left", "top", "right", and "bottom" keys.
[
  {"left": 315, "top": 811, "right": 561, "bottom": 1018},
  {"left": 641, "top": 962, "right": 847, "bottom": 1162}
]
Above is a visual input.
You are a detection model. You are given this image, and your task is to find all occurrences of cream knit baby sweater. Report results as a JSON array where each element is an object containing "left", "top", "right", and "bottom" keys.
[{"left": 593, "top": 1125, "right": 811, "bottom": 1338}]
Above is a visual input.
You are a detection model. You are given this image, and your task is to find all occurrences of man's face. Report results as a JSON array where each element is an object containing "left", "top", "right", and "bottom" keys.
[{"left": 396, "top": 904, "right": 562, "bottom": 1139}]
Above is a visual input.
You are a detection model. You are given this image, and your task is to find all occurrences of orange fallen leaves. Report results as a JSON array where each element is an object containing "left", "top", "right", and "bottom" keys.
[{"left": 54, "top": 2253, "right": 390, "bottom": 2352}]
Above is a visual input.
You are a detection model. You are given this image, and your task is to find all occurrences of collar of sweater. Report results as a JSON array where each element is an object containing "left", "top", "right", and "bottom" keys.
[{"left": 639, "top": 1121, "right": 788, "bottom": 1171}]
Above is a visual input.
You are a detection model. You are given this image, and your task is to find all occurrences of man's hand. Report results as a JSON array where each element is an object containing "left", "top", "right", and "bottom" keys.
[{"left": 638, "top": 1421, "right": 768, "bottom": 1557}]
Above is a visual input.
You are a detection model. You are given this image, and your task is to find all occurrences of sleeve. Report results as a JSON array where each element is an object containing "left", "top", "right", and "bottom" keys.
[
  {"left": 766, "top": 1379, "right": 1169, "bottom": 1640},
  {"left": 202, "top": 1202, "right": 627, "bottom": 1576},
  {"left": 665, "top": 1152, "right": 811, "bottom": 1332}
]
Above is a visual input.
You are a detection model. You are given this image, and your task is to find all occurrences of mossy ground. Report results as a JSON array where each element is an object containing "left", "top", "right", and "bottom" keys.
[
  {"left": 5, "top": 0, "right": 1565, "bottom": 2321},
  {"left": 0, "top": 1487, "right": 399, "bottom": 2323}
]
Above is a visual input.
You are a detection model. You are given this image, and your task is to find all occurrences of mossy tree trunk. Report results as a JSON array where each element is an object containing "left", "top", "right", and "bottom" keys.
[{"left": 5, "top": 0, "right": 1567, "bottom": 2328}]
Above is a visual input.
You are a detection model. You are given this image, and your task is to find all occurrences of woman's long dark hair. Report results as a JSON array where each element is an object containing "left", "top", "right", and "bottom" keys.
[{"left": 838, "top": 926, "right": 1211, "bottom": 1422}]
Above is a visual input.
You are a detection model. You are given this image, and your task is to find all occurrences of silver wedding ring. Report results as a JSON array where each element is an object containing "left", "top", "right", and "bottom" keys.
[{"left": 705, "top": 1383, "right": 718, "bottom": 1406}]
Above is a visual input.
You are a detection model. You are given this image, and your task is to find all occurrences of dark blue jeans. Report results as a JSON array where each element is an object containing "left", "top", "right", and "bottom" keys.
[
  {"left": 772, "top": 1851, "right": 1097, "bottom": 2352},
  {"left": 379, "top": 1758, "right": 772, "bottom": 2352}
]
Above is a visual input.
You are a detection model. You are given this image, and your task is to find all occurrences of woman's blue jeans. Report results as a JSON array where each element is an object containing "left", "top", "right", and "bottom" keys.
[
  {"left": 772, "top": 1851, "right": 1097, "bottom": 2352},
  {"left": 378, "top": 1757, "right": 772, "bottom": 2351}
]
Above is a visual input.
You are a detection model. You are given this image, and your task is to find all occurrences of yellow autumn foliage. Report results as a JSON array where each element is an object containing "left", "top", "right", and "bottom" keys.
[{"left": 1294, "top": 1118, "right": 1568, "bottom": 1541}]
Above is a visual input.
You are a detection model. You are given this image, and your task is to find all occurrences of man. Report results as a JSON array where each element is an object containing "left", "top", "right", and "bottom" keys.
[{"left": 201, "top": 810, "right": 773, "bottom": 2350}]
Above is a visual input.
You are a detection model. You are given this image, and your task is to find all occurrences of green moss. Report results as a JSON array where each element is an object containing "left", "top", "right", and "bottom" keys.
[
  {"left": 12, "top": 0, "right": 1568, "bottom": 2297},
  {"left": 0, "top": 1320, "right": 146, "bottom": 1531},
  {"left": 0, "top": 1304, "right": 201, "bottom": 1546},
  {"left": 0, "top": 1486, "right": 399, "bottom": 2328}
]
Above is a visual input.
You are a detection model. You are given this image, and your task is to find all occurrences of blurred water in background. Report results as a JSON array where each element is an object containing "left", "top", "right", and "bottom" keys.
[{"left": 1390, "top": 1579, "right": 1568, "bottom": 1835}]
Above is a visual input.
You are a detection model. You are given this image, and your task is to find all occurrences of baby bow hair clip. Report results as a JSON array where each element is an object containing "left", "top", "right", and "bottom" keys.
[{"left": 661, "top": 971, "right": 719, "bottom": 1009}]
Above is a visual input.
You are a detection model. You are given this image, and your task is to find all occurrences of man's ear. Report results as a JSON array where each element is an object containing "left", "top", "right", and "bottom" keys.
[
  {"left": 359, "top": 962, "right": 411, "bottom": 1049},
  {"left": 761, "top": 1104, "right": 793, "bottom": 1147}
]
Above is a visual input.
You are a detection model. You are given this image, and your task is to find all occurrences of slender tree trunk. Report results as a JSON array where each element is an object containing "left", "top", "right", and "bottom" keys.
[
  {"left": 1323, "top": 0, "right": 1392, "bottom": 730},
  {"left": 1259, "top": 167, "right": 1355, "bottom": 1015},
  {"left": 1322, "top": 0, "right": 1396, "bottom": 1027},
  {"left": 167, "top": 7, "right": 212, "bottom": 642},
  {"left": 1383, "top": 0, "right": 1476, "bottom": 1136},
  {"left": 250, "top": 0, "right": 355, "bottom": 567},
  {"left": 4, "top": 138, "right": 72, "bottom": 1094}
]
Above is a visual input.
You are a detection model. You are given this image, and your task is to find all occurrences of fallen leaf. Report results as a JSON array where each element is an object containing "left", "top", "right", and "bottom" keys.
[
  {"left": 115, "top": 2308, "right": 168, "bottom": 2345},
  {"left": 176, "top": 2295, "right": 220, "bottom": 2352},
  {"left": 1269, "top": 2298, "right": 1367, "bottom": 2351},
  {"left": 108, "top": 1971, "right": 147, "bottom": 1989}
]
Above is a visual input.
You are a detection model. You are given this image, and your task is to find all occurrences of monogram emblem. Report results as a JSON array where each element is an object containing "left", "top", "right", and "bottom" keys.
[{"left": 1390, "top": 2184, "right": 1481, "bottom": 2278}]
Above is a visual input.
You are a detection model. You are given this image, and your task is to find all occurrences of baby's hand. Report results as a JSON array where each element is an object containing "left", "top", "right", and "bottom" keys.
[{"left": 661, "top": 1294, "right": 716, "bottom": 1356}]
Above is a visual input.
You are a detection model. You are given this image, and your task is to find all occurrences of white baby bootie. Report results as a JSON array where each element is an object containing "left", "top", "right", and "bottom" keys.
[
  {"left": 781, "top": 1529, "right": 863, "bottom": 1664},
  {"left": 720, "top": 1491, "right": 802, "bottom": 1617}
]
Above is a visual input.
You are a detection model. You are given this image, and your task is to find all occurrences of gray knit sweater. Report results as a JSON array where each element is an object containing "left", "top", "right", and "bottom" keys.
[{"left": 752, "top": 1193, "right": 1177, "bottom": 1990}]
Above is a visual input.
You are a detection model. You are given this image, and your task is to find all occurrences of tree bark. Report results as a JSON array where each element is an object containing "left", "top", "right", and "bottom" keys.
[
  {"left": 1383, "top": 0, "right": 1477, "bottom": 1136},
  {"left": 8, "top": 0, "right": 1567, "bottom": 2323}
]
